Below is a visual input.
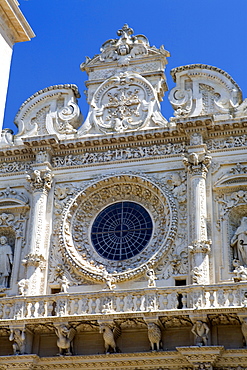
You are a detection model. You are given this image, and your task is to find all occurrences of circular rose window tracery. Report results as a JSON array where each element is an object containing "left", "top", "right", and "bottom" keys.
[
  {"left": 91, "top": 201, "right": 153, "bottom": 261},
  {"left": 61, "top": 174, "right": 177, "bottom": 282}
]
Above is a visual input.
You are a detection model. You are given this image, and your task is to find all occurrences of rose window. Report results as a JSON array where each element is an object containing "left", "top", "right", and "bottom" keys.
[{"left": 91, "top": 201, "right": 153, "bottom": 260}]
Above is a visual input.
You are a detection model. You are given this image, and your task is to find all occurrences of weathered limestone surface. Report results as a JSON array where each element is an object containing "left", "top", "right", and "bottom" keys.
[{"left": 0, "top": 23, "right": 247, "bottom": 369}]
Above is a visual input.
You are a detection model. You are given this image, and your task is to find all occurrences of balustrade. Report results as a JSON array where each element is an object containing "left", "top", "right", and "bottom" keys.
[{"left": 0, "top": 283, "right": 245, "bottom": 322}]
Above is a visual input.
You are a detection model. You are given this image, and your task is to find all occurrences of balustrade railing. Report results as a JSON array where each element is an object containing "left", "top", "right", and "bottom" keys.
[{"left": 0, "top": 283, "right": 246, "bottom": 322}]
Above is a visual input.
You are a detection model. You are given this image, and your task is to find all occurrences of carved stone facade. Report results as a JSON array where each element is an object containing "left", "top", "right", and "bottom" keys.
[{"left": 1, "top": 23, "right": 247, "bottom": 369}]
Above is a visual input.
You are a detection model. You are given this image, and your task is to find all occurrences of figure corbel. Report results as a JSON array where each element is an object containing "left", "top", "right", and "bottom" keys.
[
  {"left": 9, "top": 325, "right": 26, "bottom": 355},
  {"left": 54, "top": 322, "right": 76, "bottom": 356},
  {"left": 98, "top": 320, "right": 121, "bottom": 354},
  {"left": 191, "top": 320, "right": 210, "bottom": 346}
]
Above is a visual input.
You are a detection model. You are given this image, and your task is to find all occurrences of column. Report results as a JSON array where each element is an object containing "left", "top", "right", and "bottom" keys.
[
  {"left": 183, "top": 135, "right": 211, "bottom": 285},
  {"left": 23, "top": 168, "right": 53, "bottom": 295}
]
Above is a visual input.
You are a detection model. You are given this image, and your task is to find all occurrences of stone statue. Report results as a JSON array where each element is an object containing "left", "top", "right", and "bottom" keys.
[
  {"left": 9, "top": 329, "right": 26, "bottom": 355},
  {"left": 0, "top": 236, "right": 13, "bottom": 288},
  {"left": 102, "top": 269, "right": 116, "bottom": 290},
  {"left": 147, "top": 322, "right": 162, "bottom": 351},
  {"left": 146, "top": 268, "right": 157, "bottom": 287},
  {"left": 18, "top": 279, "right": 29, "bottom": 296},
  {"left": 231, "top": 217, "right": 247, "bottom": 266},
  {"left": 54, "top": 323, "right": 76, "bottom": 356},
  {"left": 99, "top": 323, "right": 121, "bottom": 354},
  {"left": 59, "top": 275, "right": 69, "bottom": 293},
  {"left": 191, "top": 320, "right": 209, "bottom": 346}
]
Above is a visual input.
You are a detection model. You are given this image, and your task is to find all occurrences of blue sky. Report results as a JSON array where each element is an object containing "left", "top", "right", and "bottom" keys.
[{"left": 3, "top": 0, "right": 247, "bottom": 133}]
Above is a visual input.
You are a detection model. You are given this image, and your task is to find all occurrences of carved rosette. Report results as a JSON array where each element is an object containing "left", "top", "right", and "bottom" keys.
[
  {"left": 59, "top": 174, "right": 178, "bottom": 283},
  {"left": 86, "top": 72, "right": 166, "bottom": 134}
]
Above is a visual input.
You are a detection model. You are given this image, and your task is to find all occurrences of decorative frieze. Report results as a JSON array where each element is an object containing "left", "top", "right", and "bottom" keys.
[{"left": 52, "top": 142, "right": 186, "bottom": 167}]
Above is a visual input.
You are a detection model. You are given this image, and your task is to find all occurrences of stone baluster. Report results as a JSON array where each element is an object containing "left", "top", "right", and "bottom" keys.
[
  {"left": 183, "top": 133, "right": 211, "bottom": 285},
  {"left": 23, "top": 165, "right": 53, "bottom": 295}
]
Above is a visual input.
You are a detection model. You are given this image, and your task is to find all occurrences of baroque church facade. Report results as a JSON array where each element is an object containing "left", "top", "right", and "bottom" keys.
[{"left": 1, "top": 7, "right": 247, "bottom": 370}]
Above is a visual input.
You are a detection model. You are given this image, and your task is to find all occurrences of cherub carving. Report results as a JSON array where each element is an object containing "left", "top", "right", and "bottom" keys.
[
  {"left": 18, "top": 279, "right": 29, "bottom": 296},
  {"left": 146, "top": 267, "right": 157, "bottom": 287},
  {"left": 54, "top": 323, "right": 76, "bottom": 356},
  {"left": 102, "top": 269, "right": 116, "bottom": 290}
]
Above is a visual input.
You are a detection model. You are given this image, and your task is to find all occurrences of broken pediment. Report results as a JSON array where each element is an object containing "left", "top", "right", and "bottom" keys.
[
  {"left": 169, "top": 64, "right": 242, "bottom": 118},
  {"left": 13, "top": 84, "right": 82, "bottom": 143}
]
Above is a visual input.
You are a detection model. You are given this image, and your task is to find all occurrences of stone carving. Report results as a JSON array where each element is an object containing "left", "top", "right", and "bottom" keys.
[
  {"left": 99, "top": 323, "right": 121, "bottom": 354},
  {"left": 102, "top": 269, "right": 116, "bottom": 290},
  {"left": 0, "top": 213, "right": 14, "bottom": 226},
  {"left": 52, "top": 142, "right": 186, "bottom": 168},
  {"left": 59, "top": 174, "right": 178, "bottom": 282},
  {"left": 0, "top": 236, "right": 13, "bottom": 288},
  {"left": 82, "top": 71, "right": 168, "bottom": 134},
  {"left": 147, "top": 322, "right": 162, "bottom": 351},
  {"left": 99, "top": 24, "right": 149, "bottom": 67},
  {"left": 54, "top": 323, "right": 76, "bottom": 356},
  {"left": 22, "top": 253, "right": 46, "bottom": 269},
  {"left": 14, "top": 84, "right": 81, "bottom": 139},
  {"left": 146, "top": 268, "right": 157, "bottom": 287},
  {"left": 0, "top": 161, "right": 33, "bottom": 174},
  {"left": 191, "top": 321, "right": 209, "bottom": 346},
  {"left": 18, "top": 279, "right": 29, "bottom": 296},
  {"left": 0, "top": 187, "right": 29, "bottom": 204},
  {"left": 231, "top": 217, "right": 247, "bottom": 267},
  {"left": 207, "top": 135, "right": 247, "bottom": 150},
  {"left": 0, "top": 128, "right": 14, "bottom": 147},
  {"left": 26, "top": 169, "right": 53, "bottom": 194},
  {"left": 36, "top": 150, "right": 50, "bottom": 164},
  {"left": 9, "top": 328, "right": 26, "bottom": 355},
  {"left": 169, "top": 64, "right": 242, "bottom": 118},
  {"left": 183, "top": 152, "right": 211, "bottom": 177},
  {"left": 241, "top": 317, "right": 247, "bottom": 347},
  {"left": 59, "top": 275, "right": 70, "bottom": 293},
  {"left": 232, "top": 261, "right": 247, "bottom": 282}
]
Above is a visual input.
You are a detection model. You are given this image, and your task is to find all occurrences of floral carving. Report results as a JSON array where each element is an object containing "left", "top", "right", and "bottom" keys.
[{"left": 26, "top": 169, "right": 53, "bottom": 194}]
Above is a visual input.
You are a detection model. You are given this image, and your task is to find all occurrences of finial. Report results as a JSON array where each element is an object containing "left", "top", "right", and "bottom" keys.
[{"left": 117, "top": 24, "right": 134, "bottom": 39}]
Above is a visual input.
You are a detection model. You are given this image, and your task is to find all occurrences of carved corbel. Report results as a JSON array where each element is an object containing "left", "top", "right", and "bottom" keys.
[
  {"left": 189, "top": 317, "right": 210, "bottom": 346},
  {"left": 9, "top": 324, "right": 26, "bottom": 355},
  {"left": 53, "top": 322, "right": 76, "bottom": 356},
  {"left": 144, "top": 317, "right": 162, "bottom": 351},
  {"left": 98, "top": 320, "right": 121, "bottom": 354}
]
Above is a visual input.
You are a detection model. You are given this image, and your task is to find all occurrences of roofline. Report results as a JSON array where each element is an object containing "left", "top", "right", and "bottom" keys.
[{"left": 0, "top": 0, "right": 35, "bottom": 43}]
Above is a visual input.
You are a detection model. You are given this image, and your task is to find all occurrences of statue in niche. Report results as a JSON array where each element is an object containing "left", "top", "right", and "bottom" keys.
[
  {"left": 191, "top": 320, "right": 209, "bottom": 346},
  {"left": 231, "top": 217, "right": 247, "bottom": 266},
  {"left": 9, "top": 329, "right": 26, "bottom": 355},
  {"left": 0, "top": 236, "right": 13, "bottom": 288}
]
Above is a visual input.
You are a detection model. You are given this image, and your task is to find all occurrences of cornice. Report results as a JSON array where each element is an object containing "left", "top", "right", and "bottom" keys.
[{"left": 0, "top": 0, "right": 35, "bottom": 43}]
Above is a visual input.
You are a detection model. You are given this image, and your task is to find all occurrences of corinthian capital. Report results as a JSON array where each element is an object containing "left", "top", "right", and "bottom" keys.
[
  {"left": 26, "top": 169, "right": 53, "bottom": 194},
  {"left": 183, "top": 152, "right": 211, "bottom": 177}
]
